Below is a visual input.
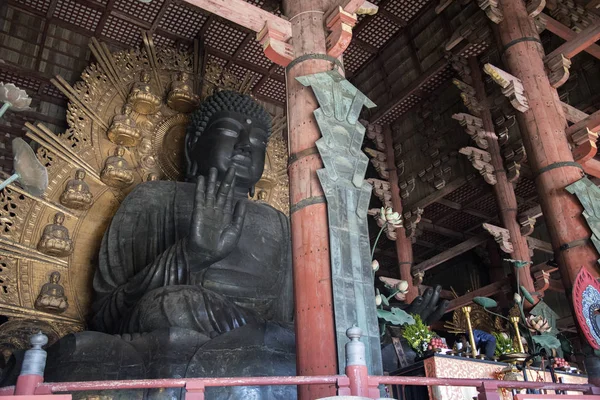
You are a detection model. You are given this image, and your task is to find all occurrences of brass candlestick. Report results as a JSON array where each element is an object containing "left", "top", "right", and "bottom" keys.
[
  {"left": 511, "top": 315, "right": 525, "bottom": 353},
  {"left": 462, "top": 306, "right": 478, "bottom": 358}
]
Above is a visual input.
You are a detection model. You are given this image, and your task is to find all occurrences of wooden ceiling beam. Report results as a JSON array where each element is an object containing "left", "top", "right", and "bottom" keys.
[
  {"left": 353, "top": 37, "right": 379, "bottom": 53},
  {"left": 225, "top": 33, "right": 254, "bottom": 68},
  {"left": 94, "top": 0, "right": 117, "bottom": 37},
  {"left": 566, "top": 108, "right": 600, "bottom": 136},
  {"left": 526, "top": 236, "right": 554, "bottom": 254},
  {"left": 540, "top": 12, "right": 600, "bottom": 60},
  {"left": 562, "top": 101, "right": 589, "bottom": 123},
  {"left": 370, "top": 58, "right": 449, "bottom": 123},
  {"left": 446, "top": 279, "right": 510, "bottom": 312},
  {"left": 412, "top": 235, "right": 488, "bottom": 272},
  {"left": 408, "top": 176, "right": 468, "bottom": 210},
  {"left": 545, "top": 22, "right": 600, "bottom": 60},
  {"left": 182, "top": 0, "right": 291, "bottom": 40},
  {"left": 419, "top": 220, "right": 467, "bottom": 240},
  {"left": 151, "top": 0, "right": 173, "bottom": 31}
]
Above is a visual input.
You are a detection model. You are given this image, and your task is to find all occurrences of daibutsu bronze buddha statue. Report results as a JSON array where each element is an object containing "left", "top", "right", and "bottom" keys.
[{"left": 16, "top": 91, "right": 295, "bottom": 400}]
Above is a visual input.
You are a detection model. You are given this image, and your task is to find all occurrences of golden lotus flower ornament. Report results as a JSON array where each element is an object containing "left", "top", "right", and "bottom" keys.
[{"left": 0, "top": 82, "right": 32, "bottom": 117}]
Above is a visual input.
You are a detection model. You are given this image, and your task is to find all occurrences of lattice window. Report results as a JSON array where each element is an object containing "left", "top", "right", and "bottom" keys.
[
  {"left": 238, "top": 40, "right": 272, "bottom": 70},
  {"left": 101, "top": 15, "right": 142, "bottom": 48},
  {"left": 255, "top": 78, "right": 285, "bottom": 104},
  {"left": 115, "top": 0, "right": 165, "bottom": 24},
  {"left": 514, "top": 177, "right": 537, "bottom": 199},
  {"left": 14, "top": 0, "right": 51, "bottom": 13},
  {"left": 422, "top": 202, "right": 455, "bottom": 222},
  {"left": 227, "top": 63, "right": 262, "bottom": 90},
  {"left": 419, "top": 230, "right": 453, "bottom": 246},
  {"left": 0, "top": 70, "right": 40, "bottom": 93},
  {"left": 158, "top": 3, "right": 207, "bottom": 39},
  {"left": 204, "top": 20, "right": 247, "bottom": 56},
  {"left": 444, "top": 182, "right": 485, "bottom": 204},
  {"left": 153, "top": 34, "right": 176, "bottom": 48},
  {"left": 413, "top": 244, "right": 431, "bottom": 258},
  {"left": 344, "top": 42, "right": 372, "bottom": 74},
  {"left": 420, "top": 65, "right": 454, "bottom": 93},
  {"left": 385, "top": 0, "right": 430, "bottom": 21},
  {"left": 53, "top": 0, "right": 102, "bottom": 32},
  {"left": 439, "top": 212, "right": 486, "bottom": 231},
  {"left": 41, "top": 84, "right": 66, "bottom": 100},
  {"left": 356, "top": 14, "right": 400, "bottom": 49},
  {"left": 379, "top": 94, "right": 421, "bottom": 125}
]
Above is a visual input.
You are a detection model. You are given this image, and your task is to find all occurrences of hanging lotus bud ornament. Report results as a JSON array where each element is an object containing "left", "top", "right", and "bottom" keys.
[
  {"left": 371, "top": 259, "right": 380, "bottom": 272},
  {"left": 526, "top": 315, "right": 551, "bottom": 334},
  {"left": 0, "top": 82, "right": 32, "bottom": 118}
]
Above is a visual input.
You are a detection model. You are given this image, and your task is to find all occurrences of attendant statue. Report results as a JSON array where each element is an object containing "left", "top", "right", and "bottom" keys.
[
  {"left": 59, "top": 169, "right": 93, "bottom": 210},
  {"left": 100, "top": 146, "right": 135, "bottom": 188},
  {"left": 128, "top": 71, "right": 161, "bottom": 115},
  {"left": 35, "top": 272, "right": 68, "bottom": 313},
  {"left": 37, "top": 213, "right": 73, "bottom": 258},
  {"left": 167, "top": 71, "right": 200, "bottom": 113},
  {"left": 27, "top": 91, "right": 295, "bottom": 400},
  {"left": 107, "top": 103, "right": 141, "bottom": 147}
]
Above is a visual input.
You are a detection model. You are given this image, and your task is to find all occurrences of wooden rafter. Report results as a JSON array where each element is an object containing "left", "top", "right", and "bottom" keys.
[
  {"left": 446, "top": 279, "right": 510, "bottom": 312},
  {"left": 567, "top": 109, "right": 600, "bottom": 136},
  {"left": 412, "top": 235, "right": 488, "bottom": 272},
  {"left": 545, "top": 22, "right": 600, "bottom": 61},
  {"left": 540, "top": 12, "right": 600, "bottom": 60}
]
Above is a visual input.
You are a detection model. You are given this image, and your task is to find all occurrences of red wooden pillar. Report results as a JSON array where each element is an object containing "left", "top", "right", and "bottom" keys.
[
  {"left": 468, "top": 57, "right": 534, "bottom": 295},
  {"left": 496, "top": 0, "right": 600, "bottom": 291},
  {"left": 282, "top": 0, "right": 339, "bottom": 398},
  {"left": 383, "top": 124, "right": 417, "bottom": 302}
]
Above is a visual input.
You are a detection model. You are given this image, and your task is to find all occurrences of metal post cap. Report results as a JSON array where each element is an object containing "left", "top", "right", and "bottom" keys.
[
  {"left": 30, "top": 331, "right": 48, "bottom": 349},
  {"left": 346, "top": 325, "right": 362, "bottom": 340}
]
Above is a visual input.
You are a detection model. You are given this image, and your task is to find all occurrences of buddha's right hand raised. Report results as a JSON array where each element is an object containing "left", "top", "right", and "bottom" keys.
[{"left": 186, "top": 167, "right": 246, "bottom": 267}]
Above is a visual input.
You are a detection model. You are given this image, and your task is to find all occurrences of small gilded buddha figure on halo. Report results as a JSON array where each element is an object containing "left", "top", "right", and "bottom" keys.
[
  {"left": 107, "top": 103, "right": 142, "bottom": 147},
  {"left": 167, "top": 71, "right": 200, "bottom": 113},
  {"left": 128, "top": 70, "right": 161, "bottom": 115},
  {"left": 35, "top": 271, "right": 69, "bottom": 313},
  {"left": 100, "top": 146, "right": 135, "bottom": 188},
  {"left": 59, "top": 169, "right": 93, "bottom": 210},
  {"left": 37, "top": 212, "right": 73, "bottom": 258}
]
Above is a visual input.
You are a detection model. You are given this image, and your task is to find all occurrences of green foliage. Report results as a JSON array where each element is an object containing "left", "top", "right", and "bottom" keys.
[
  {"left": 377, "top": 308, "right": 414, "bottom": 326},
  {"left": 520, "top": 286, "right": 535, "bottom": 305},
  {"left": 401, "top": 315, "right": 433, "bottom": 354},
  {"left": 532, "top": 334, "right": 561, "bottom": 354},
  {"left": 493, "top": 332, "right": 516, "bottom": 357},
  {"left": 474, "top": 296, "right": 498, "bottom": 309}
]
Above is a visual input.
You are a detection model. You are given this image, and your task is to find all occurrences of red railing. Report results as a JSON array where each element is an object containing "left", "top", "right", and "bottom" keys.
[{"left": 1, "top": 373, "right": 597, "bottom": 400}]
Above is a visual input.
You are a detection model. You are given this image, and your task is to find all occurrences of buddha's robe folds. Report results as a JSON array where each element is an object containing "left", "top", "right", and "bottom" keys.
[{"left": 90, "top": 181, "right": 293, "bottom": 336}]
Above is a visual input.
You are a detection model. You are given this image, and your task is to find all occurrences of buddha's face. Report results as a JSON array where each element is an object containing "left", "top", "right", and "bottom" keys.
[
  {"left": 122, "top": 104, "right": 133, "bottom": 115},
  {"left": 116, "top": 146, "right": 125, "bottom": 157},
  {"left": 54, "top": 213, "right": 65, "bottom": 225},
  {"left": 50, "top": 272, "right": 60, "bottom": 283},
  {"left": 179, "top": 72, "right": 189, "bottom": 81},
  {"left": 140, "top": 71, "right": 150, "bottom": 83},
  {"left": 75, "top": 169, "right": 86, "bottom": 180},
  {"left": 188, "top": 111, "right": 268, "bottom": 188}
]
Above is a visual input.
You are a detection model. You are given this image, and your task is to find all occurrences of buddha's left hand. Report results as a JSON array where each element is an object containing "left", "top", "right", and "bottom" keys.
[{"left": 186, "top": 167, "right": 247, "bottom": 269}]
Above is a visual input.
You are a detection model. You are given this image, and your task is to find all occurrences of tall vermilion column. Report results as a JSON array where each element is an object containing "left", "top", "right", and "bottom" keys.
[
  {"left": 468, "top": 57, "right": 534, "bottom": 295},
  {"left": 282, "top": 0, "right": 338, "bottom": 398},
  {"left": 496, "top": 0, "right": 599, "bottom": 289},
  {"left": 383, "top": 124, "right": 418, "bottom": 302}
]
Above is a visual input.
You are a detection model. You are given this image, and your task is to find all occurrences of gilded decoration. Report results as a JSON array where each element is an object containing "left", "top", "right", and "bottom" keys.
[{"left": 0, "top": 33, "right": 289, "bottom": 357}]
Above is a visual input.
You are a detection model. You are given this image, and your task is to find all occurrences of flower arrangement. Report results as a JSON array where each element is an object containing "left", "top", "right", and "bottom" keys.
[
  {"left": 493, "top": 332, "right": 516, "bottom": 357},
  {"left": 401, "top": 315, "right": 434, "bottom": 355}
]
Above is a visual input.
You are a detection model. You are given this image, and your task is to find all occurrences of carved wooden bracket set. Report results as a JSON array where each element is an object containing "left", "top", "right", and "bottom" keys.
[{"left": 483, "top": 222, "right": 514, "bottom": 253}]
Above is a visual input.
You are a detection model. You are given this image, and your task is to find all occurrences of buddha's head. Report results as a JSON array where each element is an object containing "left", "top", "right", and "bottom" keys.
[
  {"left": 75, "top": 169, "right": 86, "bottom": 180},
  {"left": 140, "top": 71, "right": 151, "bottom": 83},
  {"left": 54, "top": 212, "right": 65, "bottom": 225},
  {"left": 50, "top": 271, "right": 61, "bottom": 284},
  {"left": 178, "top": 71, "right": 190, "bottom": 81},
  {"left": 185, "top": 90, "right": 271, "bottom": 190},
  {"left": 122, "top": 103, "right": 133, "bottom": 115},
  {"left": 115, "top": 146, "right": 126, "bottom": 157}
]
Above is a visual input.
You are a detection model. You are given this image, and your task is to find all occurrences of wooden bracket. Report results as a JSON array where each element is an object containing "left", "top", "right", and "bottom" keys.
[
  {"left": 325, "top": 6, "right": 358, "bottom": 59},
  {"left": 544, "top": 53, "right": 572, "bottom": 88},
  {"left": 399, "top": 177, "right": 416, "bottom": 199},
  {"left": 518, "top": 205, "right": 542, "bottom": 236},
  {"left": 527, "top": 0, "right": 546, "bottom": 17},
  {"left": 257, "top": 21, "right": 294, "bottom": 67},
  {"left": 448, "top": 55, "right": 472, "bottom": 84},
  {"left": 477, "top": 0, "right": 504, "bottom": 23},
  {"left": 483, "top": 64, "right": 529, "bottom": 112},
  {"left": 453, "top": 113, "right": 495, "bottom": 149},
  {"left": 362, "top": 120, "right": 385, "bottom": 151},
  {"left": 367, "top": 178, "right": 392, "bottom": 207},
  {"left": 534, "top": 269, "right": 551, "bottom": 293},
  {"left": 494, "top": 114, "right": 516, "bottom": 146},
  {"left": 364, "top": 147, "right": 389, "bottom": 179},
  {"left": 503, "top": 141, "right": 526, "bottom": 183},
  {"left": 571, "top": 127, "right": 599, "bottom": 163},
  {"left": 445, "top": 13, "right": 490, "bottom": 53},
  {"left": 453, "top": 79, "right": 484, "bottom": 116},
  {"left": 404, "top": 208, "right": 424, "bottom": 241},
  {"left": 483, "top": 222, "right": 514, "bottom": 253},
  {"left": 459, "top": 146, "right": 497, "bottom": 185}
]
